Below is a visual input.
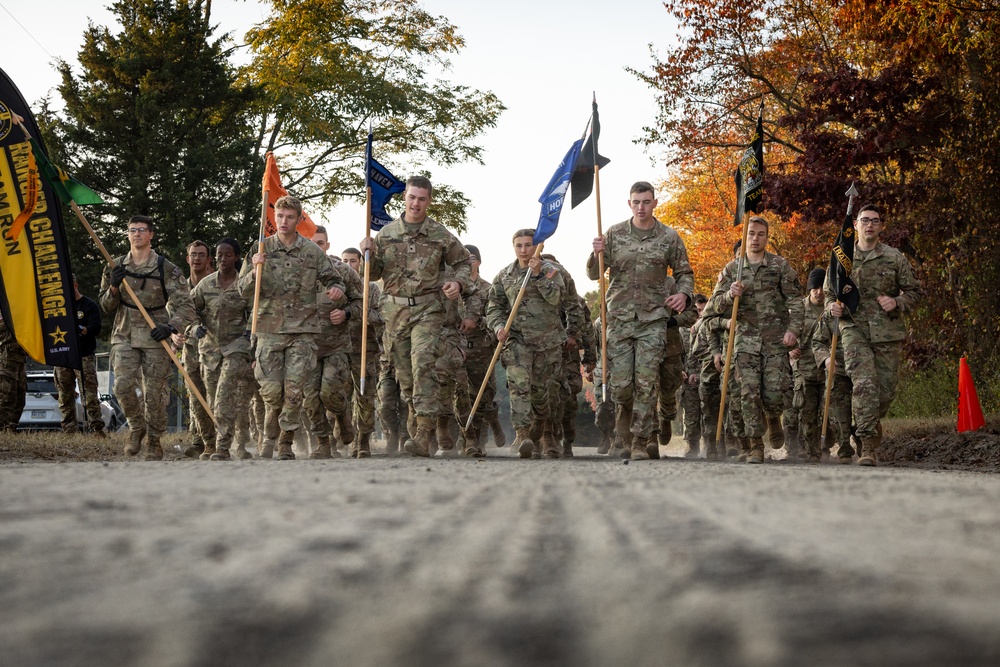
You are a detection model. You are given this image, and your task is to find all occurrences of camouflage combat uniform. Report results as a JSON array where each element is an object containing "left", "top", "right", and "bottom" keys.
[
  {"left": 0, "top": 316, "right": 27, "bottom": 431},
  {"left": 100, "top": 250, "right": 195, "bottom": 457},
  {"left": 55, "top": 293, "right": 104, "bottom": 434},
  {"left": 181, "top": 274, "right": 214, "bottom": 454},
  {"left": 791, "top": 296, "right": 827, "bottom": 460},
  {"left": 191, "top": 271, "right": 253, "bottom": 459},
  {"left": 705, "top": 252, "right": 803, "bottom": 459},
  {"left": 238, "top": 233, "right": 346, "bottom": 459},
  {"left": 679, "top": 317, "right": 705, "bottom": 457},
  {"left": 700, "top": 315, "right": 738, "bottom": 457},
  {"left": 586, "top": 218, "right": 694, "bottom": 457},
  {"left": 307, "top": 256, "right": 363, "bottom": 458},
  {"left": 377, "top": 347, "right": 407, "bottom": 456},
  {"left": 823, "top": 242, "right": 921, "bottom": 461},
  {"left": 462, "top": 275, "right": 500, "bottom": 453},
  {"left": 657, "top": 276, "right": 699, "bottom": 454},
  {"left": 810, "top": 311, "right": 853, "bottom": 461},
  {"left": 487, "top": 258, "right": 571, "bottom": 458},
  {"left": 367, "top": 215, "right": 471, "bottom": 455},
  {"left": 347, "top": 280, "right": 384, "bottom": 455}
]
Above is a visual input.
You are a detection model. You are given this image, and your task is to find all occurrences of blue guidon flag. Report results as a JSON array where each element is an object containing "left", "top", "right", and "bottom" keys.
[
  {"left": 533, "top": 139, "right": 583, "bottom": 246},
  {"left": 366, "top": 132, "right": 405, "bottom": 231}
]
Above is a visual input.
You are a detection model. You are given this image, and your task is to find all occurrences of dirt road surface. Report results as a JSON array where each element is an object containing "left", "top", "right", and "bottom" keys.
[{"left": 2, "top": 450, "right": 999, "bottom": 666}]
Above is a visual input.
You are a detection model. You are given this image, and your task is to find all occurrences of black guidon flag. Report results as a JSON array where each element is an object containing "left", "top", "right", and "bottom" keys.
[
  {"left": 0, "top": 67, "right": 82, "bottom": 369},
  {"left": 829, "top": 206, "right": 860, "bottom": 314},
  {"left": 734, "top": 111, "right": 764, "bottom": 226},
  {"left": 570, "top": 99, "right": 611, "bottom": 210}
]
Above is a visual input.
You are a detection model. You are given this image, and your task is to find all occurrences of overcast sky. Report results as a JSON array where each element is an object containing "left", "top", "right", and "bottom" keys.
[{"left": 1, "top": 0, "right": 679, "bottom": 288}]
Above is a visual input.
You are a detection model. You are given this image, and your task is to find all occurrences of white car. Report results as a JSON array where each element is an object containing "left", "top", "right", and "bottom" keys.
[{"left": 18, "top": 370, "right": 121, "bottom": 432}]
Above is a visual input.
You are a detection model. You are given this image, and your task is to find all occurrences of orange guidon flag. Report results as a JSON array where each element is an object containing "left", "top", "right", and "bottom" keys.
[{"left": 262, "top": 152, "right": 318, "bottom": 239}]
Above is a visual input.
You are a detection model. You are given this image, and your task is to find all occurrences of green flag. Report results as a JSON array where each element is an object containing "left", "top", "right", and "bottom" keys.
[{"left": 29, "top": 138, "right": 103, "bottom": 206}]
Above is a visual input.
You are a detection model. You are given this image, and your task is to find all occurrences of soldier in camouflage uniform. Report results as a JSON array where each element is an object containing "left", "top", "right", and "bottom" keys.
[
  {"left": 0, "top": 313, "right": 27, "bottom": 432},
  {"left": 191, "top": 238, "right": 253, "bottom": 460},
  {"left": 55, "top": 276, "right": 106, "bottom": 436},
  {"left": 705, "top": 216, "right": 803, "bottom": 464},
  {"left": 341, "top": 246, "right": 385, "bottom": 458},
  {"left": 679, "top": 295, "right": 708, "bottom": 457},
  {"left": 587, "top": 182, "right": 694, "bottom": 460},
  {"left": 653, "top": 276, "right": 700, "bottom": 459},
  {"left": 790, "top": 268, "right": 828, "bottom": 462},
  {"left": 826, "top": 205, "right": 921, "bottom": 466},
  {"left": 487, "top": 229, "right": 574, "bottom": 458},
  {"left": 703, "top": 315, "right": 743, "bottom": 458},
  {"left": 811, "top": 309, "right": 854, "bottom": 463},
  {"left": 240, "top": 196, "right": 348, "bottom": 460},
  {"left": 540, "top": 254, "right": 594, "bottom": 458},
  {"left": 359, "top": 177, "right": 472, "bottom": 458},
  {"left": 173, "top": 240, "right": 215, "bottom": 458},
  {"left": 592, "top": 315, "right": 615, "bottom": 454},
  {"left": 454, "top": 245, "right": 494, "bottom": 457},
  {"left": 377, "top": 350, "right": 406, "bottom": 456},
  {"left": 100, "top": 215, "right": 196, "bottom": 460}
]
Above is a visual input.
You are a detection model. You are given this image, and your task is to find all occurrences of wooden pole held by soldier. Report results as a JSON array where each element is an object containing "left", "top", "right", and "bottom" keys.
[
  {"left": 715, "top": 215, "right": 752, "bottom": 443},
  {"left": 594, "top": 164, "right": 609, "bottom": 403},
  {"left": 360, "top": 186, "right": 373, "bottom": 395},
  {"left": 250, "top": 158, "right": 269, "bottom": 336},
  {"left": 466, "top": 243, "right": 544, "bottom": 430}
]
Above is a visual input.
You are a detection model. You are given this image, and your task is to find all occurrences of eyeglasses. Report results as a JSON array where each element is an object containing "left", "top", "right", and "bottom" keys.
[
  {"left": 127, "top": 228, "right": 151, "bottom": 234},
  {"left": 857, "top": 217, "right": 882, "bottom": 227},
  {"left": 187, "top": 253, "right": 209, "bottom": 259}
]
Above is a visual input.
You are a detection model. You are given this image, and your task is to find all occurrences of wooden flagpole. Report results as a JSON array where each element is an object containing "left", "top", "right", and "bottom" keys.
[
  {"left": 715, "top": 215, "right": 751, "bottom": 443},
  {"left": 250, "top": 155, "right": 269, "bottom": 336},
  {"left": 360, "top": 186, "right": 373, "bottom": 395}
]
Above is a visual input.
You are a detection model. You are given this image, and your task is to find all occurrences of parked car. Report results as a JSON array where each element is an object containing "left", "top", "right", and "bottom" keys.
[{"left": 18, "top": 370, "right": 121, "bottom": 432}]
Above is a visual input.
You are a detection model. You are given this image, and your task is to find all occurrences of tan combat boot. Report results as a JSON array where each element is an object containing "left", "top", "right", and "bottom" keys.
[
  {"left": 210, "top": 446, "right": 231, "bottom": 461},
  {"left": 435, "top": 415, "right": 456, "bottom": 456},
  {"left": 632, "top": 436, "right": 651, "bottom": 460},
  {"left": 515, "top": 427, "right": 534, "bottom": 459},
  {"left": 747, "top": 437, "right": 765, "bottom": 464},
  {"left": 385, "top": 429, "right": 400, "bottom": 458},
  {"left": 657, "top": 418, "right": 672, "bottom": 446},
  {"left": 145, "top": 435, "right": 163, "bottom": 461},
  {"left": 858, "top": 438, "right": 878, "bottom": 467},
  {"left": 234, "top": 442, "right": 253, "bottom": 460},
  {"left": 199, "top": 441, "right": 218, "bottom": 461},
  {"left": 463, "top": 424, "right": 484, "bottom": 458},
  {"left": 259, "top": 440, "right": 275, "bottom": 459},
  {"left": 182, "top": 441, "right": 205, "bottom": 459},
  {"left": 765, "top": 413, "right": 785, "bottom": 449},
  {"left": 335, "top": 411, "right": 355, "bottom": 450},
  {"left": 277, "top": 430, "right": 296, "bottom": 460},
  {"left": 541, "top": 420, "right": 559, "bottom": 459},
  {"left": 596, "top": 430, "right": 611, "bottom": 455},
  {"left": 403, "top": 416, "right": 434, "bottom": 458},
  {"left": 528, "top": 420, "right": 544, "bottom": 459},
  {"left": 737, "top": 436, "right": 751, "bottom": 462},
  {"left": 309, "top": 434, "right": 334, "bottom": 459},
  {"left": 487, "top": 410, "right": 506, "bottom": 448},
  {"left": 355, "top": 432, "right": 372, "bottom": 459},
  {"left": 124, "top": 426, "right": 145, "bottom": 457},
  {"left": 615, "top": 404, "right": 634, "bottom": 459}
]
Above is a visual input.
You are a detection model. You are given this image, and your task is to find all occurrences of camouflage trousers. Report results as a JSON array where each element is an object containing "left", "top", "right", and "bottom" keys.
[
  {"left": 377, "top": 362, "right": 407, "bottom": 438},
  {"left": 202, "top": 352, "right": 252, "bottom": 450},
  {"left": 0, "top": 357, "right": 27, "bottom": 431},
  {"left": 501, "top": 340, "right": 561, "bottom": 429},
  {"left": 249, "top": 382, "right": 266, "bottom": 448},
  {"left": 463, "top": 341, "right": 497, "bottom": 438},
  {"left": 657, "top": 351, "right": 684, "bottom": 424},
  {"left": 827, "top": 374, "right": 854, "bottom": 454},
  {"left": 841, "top": 329, "right": 901, "bottom": 442},
  {"left": 381, "top": 300, "right": 452, "bottom": 418},
  {"left": 307, "top": 350, "right": 352, "bottom": 439},
  {"left": 732, "top": 349, "right": 793, "bottom": 439},
  {"left": 349, "top": 350, "right": 379, "bottom": 436},
  {"left": 111, "top": 343, "right": 171, "bottom": 437},
  {"left": 607, "top": 318, "right": 666, "bottom": 439},
  {"left": 254, "top": 333, "right": 318, "bottom": 438},
  {"left": 184, "top": 340, "right": 213, "bottom": 446},
  {"left": 793, "top": 375, "right": 824, "bottom": 457},
  {"left": 593, "top": 365, "right": 614, "bottom": 441},
  {"left": 552, "top": 345, "right": 584, "bottom": 444},
  {"left": 435, "top": 328, "right": 467, "bottom": 423},
  {"left": 680, "top": 379, "right": 702, "bottom": 447},
  {"left": 698, "top": 378, "right": 721, "bottom": 450},
  {"left": 55, "top": 354, "right": 103, "bottom": 432}
]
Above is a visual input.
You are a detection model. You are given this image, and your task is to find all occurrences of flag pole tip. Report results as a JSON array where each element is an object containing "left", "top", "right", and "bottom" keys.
[{"left": 845, "top": 182, "right": 859, "bottom": 198}]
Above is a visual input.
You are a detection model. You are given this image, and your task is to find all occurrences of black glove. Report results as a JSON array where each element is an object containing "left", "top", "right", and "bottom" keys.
[
  {"left": 150, "top": 323, "right": 176, "bottom": 342},
  {"left": 194, "top": 325, "right": 207, "bottom": 339},
  {"left": 110, "top": 265, "right": 127, "bottom": 288}
]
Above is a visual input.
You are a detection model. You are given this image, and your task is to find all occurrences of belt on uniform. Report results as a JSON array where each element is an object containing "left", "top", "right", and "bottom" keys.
[{"left": 385, "top": 291, "right": 439, "bottom": 306}]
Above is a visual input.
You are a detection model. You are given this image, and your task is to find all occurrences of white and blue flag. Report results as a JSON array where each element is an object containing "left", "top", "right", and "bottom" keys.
[{"left": 533, "top": 139, "right": 583, "bottom": 245}]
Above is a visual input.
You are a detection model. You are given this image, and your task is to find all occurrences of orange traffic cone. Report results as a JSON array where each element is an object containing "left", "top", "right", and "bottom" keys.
[{"left": 957, "top": 357, "right": 985, "bottom": 433}]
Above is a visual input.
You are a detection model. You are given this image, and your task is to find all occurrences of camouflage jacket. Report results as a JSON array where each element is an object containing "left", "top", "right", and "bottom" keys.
[
  {"left": 368, "top": 215, "right": 472, "bottom": 298},
  {"left": 238, "top": 234, "right": 346, "bottom": 336},
  {"left": 544, "top": 258, "right": 590, "bottom": 355},
  {"left": 100, "top": 249, "right": 195, "bottom": 349},
  {"left": 694, "top": 316, "right": 727, "bottom": 384},
  {"left": 665, "top": 275, "right": 699, "bottom": 359},
  {"left": 810, "top": 311, "right": 847, "bottom": 378},
  {"left": 462, "top": 276, "right": 497, "bottom": 351},
  {"left": 705, "top": 251, "right": 803, "bottom": 355},
  {"left": 315, "top": 256, "right": 364, "bottom": 358},
  {"left": 486, "top": 259, "right": 569, "bottom": 351},
  {"left": 795, "top": 296, "right": 826, "bottom": 382},
  {"left": 575, "top": 294, "right": 598, "bottom": 366},
  {"left": 191, "top": 271, "right": 251, "bottom": 369},
  {"left": 823, "top": 242, "right": 922, "bottom": 343},
  {"left": 586, "top": 218, "right": 694, "bottom": 323}
]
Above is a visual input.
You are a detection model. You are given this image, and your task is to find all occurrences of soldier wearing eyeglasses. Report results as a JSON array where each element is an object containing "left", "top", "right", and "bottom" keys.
[{"left": 826, "top": 204, "right": 922, "bottom": 466}]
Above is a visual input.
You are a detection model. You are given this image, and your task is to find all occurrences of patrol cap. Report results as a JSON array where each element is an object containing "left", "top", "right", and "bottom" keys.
[{"left": 464, "top": 244, "right": 481, "bottom": 261}]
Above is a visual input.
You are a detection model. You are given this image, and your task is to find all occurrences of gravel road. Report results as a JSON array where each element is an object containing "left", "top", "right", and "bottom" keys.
[{"left": 2, "top": 447, "right": 999, "bottom": 666}]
